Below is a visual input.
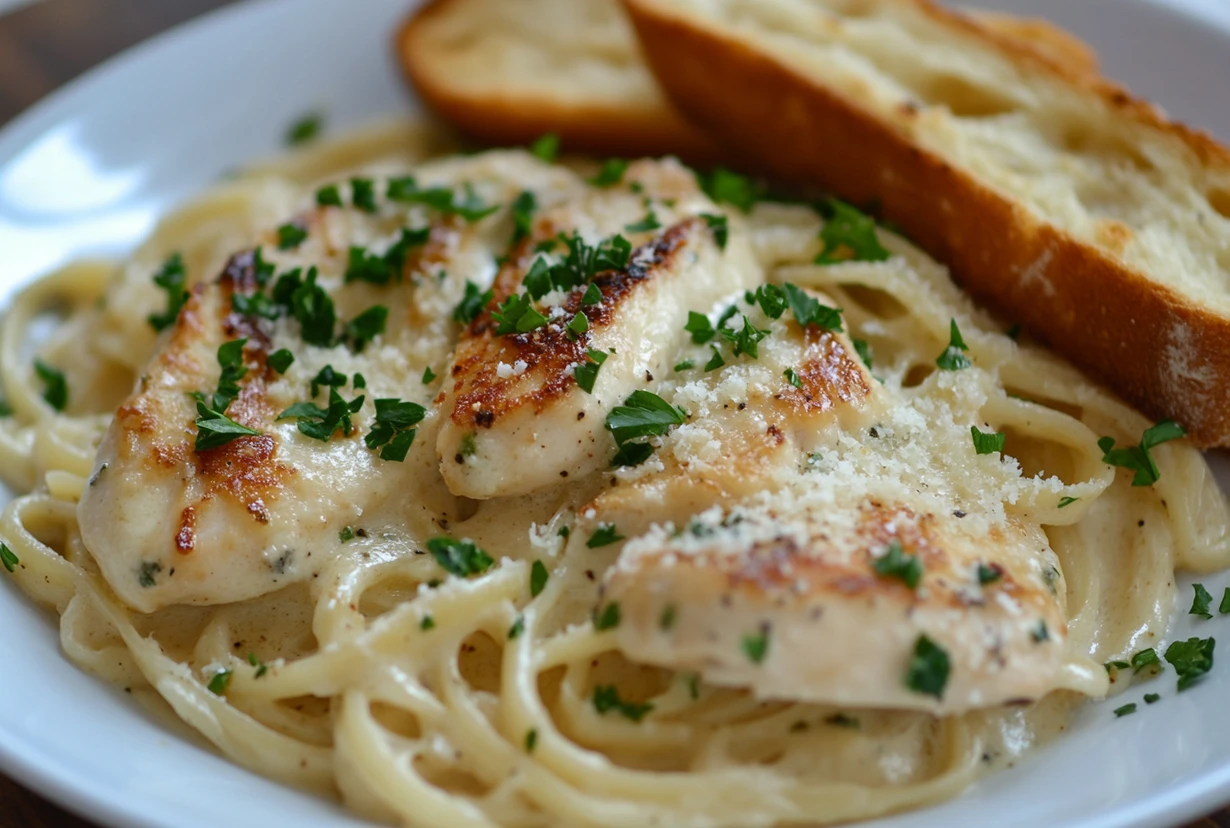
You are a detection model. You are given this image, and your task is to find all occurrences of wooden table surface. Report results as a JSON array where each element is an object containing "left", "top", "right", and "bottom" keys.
[{"left": 0, "top": 1, "right": 1226, "bottom": 826}]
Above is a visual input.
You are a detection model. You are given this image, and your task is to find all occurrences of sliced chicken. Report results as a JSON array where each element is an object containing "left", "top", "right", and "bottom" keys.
[
  {"left": 593, "top": 296, "right": 1068, "bottom": 714},
  {"left": 437, "top": 160, "right": 760, "bottom": 498}
]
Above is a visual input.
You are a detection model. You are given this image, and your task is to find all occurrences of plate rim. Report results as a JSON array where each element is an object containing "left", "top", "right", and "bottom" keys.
[{"left": 2, "top": 0, "right": 1230, "bottom": 827}]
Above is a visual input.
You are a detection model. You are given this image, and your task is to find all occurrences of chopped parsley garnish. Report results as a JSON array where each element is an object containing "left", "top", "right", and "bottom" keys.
[
  {"left": 594, "top": 602, "right": 621, "bottom": 631},
  {"left": 1190, "top": 583, "right": 1214, "bottom": 619},
  {"left": 527, "top": 232, "right": 631, "bottom": 296},
  {"left": 148, "top": 252, "right": 189, "bottom": 332},
  {"left": 386, "top": 176, "right": 499, "bottom": 222},
  {"left": 684, "top": 311, "right": 716, "bottom": 344},
  {"left": 1144, "top": 693, "right": 1160, "bottom": 704},
  {"left": 582, "top": 283, "right": 602, "bottom": 305},
  {"left": 1031, "top": 620, "right": 1049, "bottom": 643},
  {"left": 339, "top": 526, "right": 354, "bottom": 543},
  {"left": 1164, "top": 637, "right": 1215, "bottom": 691},
  {"left": 1058, "top": 496, "right": 1080, "bottom": 508},
  {"left": 207, "top": 669, "right": 232, "bottom": 695},
  {"left": 704, "top": 346, "right": 726, "bottom": 372},
  {"left": 353, "top": 373, "right": 367, "bottom": 389},
  {"left": 971, "top": 426, "right": 1006, "bottom": 455},
  {"left": 566, "top": 311, "right": 589, "bottom": 339},
  {"left": 350, "top": 177, "right": 377, "bottom": 213},
  {"left": 530, "top": 560, "right": 549, "bottom": 597},
  {"left": 698, "top": 167, "right": 760, "bottom": 212},
  {"left": 0, "top": 542, "right": 17, "bottom": 573},
  {"left": 574, "top": 348, "right": 608, "bottom": 394},
  {"left": 426, "top": 536, "right": 495, "bottom": 578},
  {"left": 267, "top": 349, "right": 294, "bottom": 374},
  {"left": 34, "top": 360, "right": 67, "bottom": 411},
  {"left": 508, "top": 616, "right": 526, "bottom": 639},
  {"left": 905, "top": 634, "right": 949, "bottom": 699},
  {"left": 1097, "top": 419, "right": 1186, "bottom": 487},
  {"left": 247, "top": 652, "right": 269, "bottom": 679},
  {"left": 826, "top": 713, "right": 861, "bottom": 729},
  {"left": 852, "top": 338, "right": 874, "bottom": 369},
  {"left": 278, "top": 388, "right": 364, "bottom": 442},
  {"left": 624, "top": 210, "right": 661, "bottom": 233},
  {"left": 422, "top": 366, "right": 437, "bottom": 384},
  {"left": 193, "top": 339, "right": 261, "bottom": 451},
  {"left": 742, "top": 627, "right": 770, "bottom": 664},
  {"left": 701, "top": 213, "right": 729, "bottom": 249},
  {"left": 365, "top": 398, "right": 427, "bottom": 462},
  {"left": 674, "top": 359, "right": 695, "bottom": 372},
  {"left": 976, "top": 562, "right": 1003, "bottom": 585},
  {"left": 289, "top": 267, "right": 336, "bottom": 346},
  {"left": 315, "top": 184, "right": 343, "bottom": 207},
  {"left": 1113, "top": 703, "right": 1137, "bottom": 718},
  {"left": 529, "top": 133, "right": 560, "bottom": 163},
  {"left": 454, "top": 280, "right": 494, "bottom": 325},
  {"left": 525, "top": 729, "right": 538, "bottom": 752},
  {"left": 872, "top": 540, "right": 922, "bottom": 589},
  {"left": 1222, "top": 588, "right": 1230, "bottom": 615},
  {"left": 421, "top": 616, "right": 436, "bottom": 631},
  {"left": 510, "top": 190, "right": 537, "bottom": 244},
  {"left": 783, "top": 283, "right": 843, "bottom": 331},
  {"left": 685, "top": 673, "right": 701, "bottom": 700},
  {"left": 137, "top": 561, "right": 162, "bottom": 588},
  {"left": 784, "top": 367, "right": 803, "bottom": 389},
  {"left": 660, "top": 604, "right": 677, "bottom": 631},
  {"left": 592, "top": 685, "right": 652, "bottom": 722},
  {"left": 309, "top": 364, "right": 347, "bottom": 397},
  {"left": 586, "top": 523, "right": 625, "bottom": 548},
  {"left": 193, "top": 413, "right": 255, "bottom": 452},
  {"left": 752, "top": 284, "right": 788, "bottom": 320},
  {"left": 276, "top": 223, "right": 308, "bottom": 250},
  {"left": 936, "top": 319, "right": 971, "bottom": 371},
  {"left": 286, "top": 112, "right": 323, "bottom": 146},
  {"left": 589, "top": 158, "right": 629, "bottom": 188},
  {"left": 719, "top": 315, "right": 769, "bottom": 359},
  {"left": 345, "top": 305, "right": 388, "bottom": 352},
  {"left": 1132, "top": 648, "right": 1159, "bottom": 672},
  {"left": 815, "top": 199, "right": 891, "bottom": 264},
  {"left": 605, "top": 390, "right": 687, "bottom": 466},
  {"left": 492, "top": 293, "right": 548, "bottom": 335}
]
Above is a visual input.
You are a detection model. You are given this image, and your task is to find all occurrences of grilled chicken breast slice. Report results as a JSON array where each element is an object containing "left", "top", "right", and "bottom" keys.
[
  {"left": 437, "top": 160, "right": 760, "bottom": 499},
  {"left": 591, "top": 298, "right": 1068, "bottom": 714}
]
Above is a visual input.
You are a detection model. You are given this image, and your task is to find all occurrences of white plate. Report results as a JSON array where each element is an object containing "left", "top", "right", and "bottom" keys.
[{"left": 2, "top": 1, "right": 1230, "bottom": 826}]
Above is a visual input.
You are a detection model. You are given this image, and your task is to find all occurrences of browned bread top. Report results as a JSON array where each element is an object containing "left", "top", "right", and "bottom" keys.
[{"left": 622, "top": 0, "right": 1230, "bottom": 445}]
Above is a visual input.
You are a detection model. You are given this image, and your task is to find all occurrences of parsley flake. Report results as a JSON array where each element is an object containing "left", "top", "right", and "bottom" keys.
[
  {"left": 742, "top": 626, "right": 770, "bottom": 664},
  {"left": 315, "top": 184, "right": 343, "bottom": 207},
  {"left": 1097, "top": 419, "right": 1186, "bottom": 487},
  {"left": 286, "top": 113, "right": 324, "bottom": 146},
  {"left": 276, "top": 223, "right": 308, "bottom": 250},
  {"left": 511, "top": 190, "right": 537, "bottom": 244},
  {"left": 492, "top": 293, "right": 548, "bottom": 335},
  {"left": 1221, "top": 588, "right": 1230, "bottom": 615},
  {"left": 1191, "top": 583, "right": 1214, "bottom": 619},
  {"left": 1113, "top": 703, "right": 1136, "bottom": 718},
  {"left": 1165, "top": 637, "right": 1215, "bottom": 691},
  {"left": 624, "top": 210, "right": 661, "bottom": 233},
  {"left": 0, "top": 542, "right": 18, "bottom": 573},
  {"left": 816, "top": 199, "right": 891, "bottom": 264},
  {"left": 852, "top": 338, "right": 874, "bottom": 369},
  {"left": 290, "top": 267, "right": 336, "bottom": 346},
  {"left": 525, "top": 729, "right": 538, "bottom": 752},
  {"left": 971, "top": 426, "right": 1006, "bottom": 455},
  {"left": 454, "top": 280, "right": 494, "bottom": 325},
  {"left": 422, "top": 366, "right": 437, "bottom": 384},
  {"left": 1132, "top": 648, "right": 1160, "bottom": 673},
  {"left": 247, "top": 652, "right": 269, "bottom": 679},
  {"left": 207, "top": 669, "right": 233, "bottom": 696},
  {"left": 582, "top": 283, "right": 602, "bottom": 305},
  {"left": 148, "top": 253, "right": 189, "bottom": 332},
  {"left": 905, "top": 634, "right": 949, "bottom": 698},
  {"left": 685, "top": 311, "right": 716, "bottom": 344},
  {"left": 339, "top": 526, "right": 354, "bottom": 543},
  {"left": 784, "top": 368, "right": 803, "bottom": 388},
  {"left": 1058, "top": 496, "right": 1080, "bottom": 508},
  {"left": 674, "top": 359, "right": 695, "bottom": 372},
  {"left": 698, "top": 167, "right": 760, "bottom": 212},
  {"left": 421, "top": 616, "right": 436, "bottom": 631},
  {"left": 278, "top": 388, "right": 364, "bottom": 442},
  {"left": 566, "top": 311, "right": 589, "bottom": 339},
  {"left": 345, "top": 305, "right": 388, "bottom": 352},
  {"left": 605, "top": 390, "right": 686, "bottom": 466},
  {"left": 426, "top": 536, "right": 494, "bottom": 578},
  {"left": 701, "top": 213, "right": 729, "bottom": 249},
  {"left": 587, "top": 523, "right": 625, "bottom": 548},
  {"left": 530, "top": 560, "right": 549, "bottom": 597},
  {"left": 267, "top": 349, "right": 294, "bottom": 374},
  {"left": 593, "top": 685, "right": 652, "bottom": 722},
  {"left": 976, "top": 562, "right": 1003, "bottom": 585},
  {"left": 719, "top": 315, "right": 769, "bottom": 359},
  {"left": 872, "top": 540, "right": 922, "bottom": 589},
  {"left": 1144, "top": 693, "right": 1161, "bottom": 704},
  {"left": 936, "top": 319, "right": 971, "bottom": 371},
  {"left": 704, "top": 345, "right": 726, "bottom": 372},
  {"left": 365, "top": 398, "right": 427, "bottom": 462},
  {"left": 594, "top": 603, "right": 622, "bottom": 631},
  {"left": 589, "top": 159, "right": 628, "bottom": 188},
  {"left": 350, "top": 177, "right": 377, "bottom": 213},
  {"left": 783, "top": 283, "right": 843, "bottom": 331},
  {"left": 508, "top": 616, "right": 526, "bottom": 639},
  {"left": 574, "top": 348, "right": 608, "bottom": 394},
  {"left": 529, "top": 133, "right": 560, "bottom": 162},
  {"left": 34, "top": 360, "right": 67, "bottom": 411}
]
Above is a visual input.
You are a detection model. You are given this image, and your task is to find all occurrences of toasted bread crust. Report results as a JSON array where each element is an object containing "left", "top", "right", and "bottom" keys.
[
  {"left": 397, "top": 0, "right": 721, "bottom": 164},
  {"left": 623, "top": 0, "right": 1230, "bottom": 446}
]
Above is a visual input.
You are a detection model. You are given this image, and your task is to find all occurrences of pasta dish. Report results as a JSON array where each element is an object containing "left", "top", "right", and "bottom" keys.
[{"left": 1, "top": 122, "right": 1227, "bottom": 827}]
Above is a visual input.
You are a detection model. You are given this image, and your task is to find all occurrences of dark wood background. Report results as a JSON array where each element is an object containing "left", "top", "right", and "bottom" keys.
[{"left": 0, "top": 0, "right": 1225, "bottom": 826}]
